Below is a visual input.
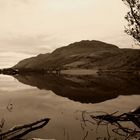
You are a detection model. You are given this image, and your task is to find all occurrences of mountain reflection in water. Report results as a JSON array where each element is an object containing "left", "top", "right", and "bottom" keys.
[{"left": 13, "top": 73, "right": 140, "bottom": 103}]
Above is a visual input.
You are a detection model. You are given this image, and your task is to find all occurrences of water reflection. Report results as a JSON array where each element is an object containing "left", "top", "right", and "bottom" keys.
[
  {"left": 0, "top": 73, "right": 140, "bottom": 139},
  {"left": 13, "top": 73, "right": 140, "bottom": 103}
]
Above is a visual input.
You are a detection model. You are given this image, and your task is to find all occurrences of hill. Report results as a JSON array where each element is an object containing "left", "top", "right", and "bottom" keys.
[{"left": 13, "top": 40, "right": 140, "bottom": 71}]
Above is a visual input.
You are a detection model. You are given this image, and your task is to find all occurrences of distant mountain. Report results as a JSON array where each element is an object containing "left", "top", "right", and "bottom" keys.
[{"left": 13, "top": 40, "right": 140, "bottom": 71}]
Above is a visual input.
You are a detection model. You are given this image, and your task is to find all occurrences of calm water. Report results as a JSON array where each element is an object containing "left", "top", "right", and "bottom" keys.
[{"left": 0, "top": 73, "right": 140, "bottom": 140}]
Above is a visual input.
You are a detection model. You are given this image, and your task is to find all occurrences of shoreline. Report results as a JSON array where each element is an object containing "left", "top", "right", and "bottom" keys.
[
  {"left": 61, "top": 69, "right": 97, "bottom": 75},
  {"left": 0, "top": 68, "right": 140, "bottom": 76}
]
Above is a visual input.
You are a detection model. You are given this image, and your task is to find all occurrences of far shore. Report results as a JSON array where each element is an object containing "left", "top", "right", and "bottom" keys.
[
  {"left": 61, "top": 69, "right": 98, "bottom": 75},
  {"left": 0, "top": 68, "right": 140, "bottom": 76}
]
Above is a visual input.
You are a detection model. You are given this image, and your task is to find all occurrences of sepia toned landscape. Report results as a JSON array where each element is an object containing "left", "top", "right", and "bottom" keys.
[{"left": 0, "top": 0, "right": 140, "bottom": 140}]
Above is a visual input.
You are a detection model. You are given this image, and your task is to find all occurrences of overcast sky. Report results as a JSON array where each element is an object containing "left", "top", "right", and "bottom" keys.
[{"left": 0, "top": 0, "right": 139, "bottom": 68}]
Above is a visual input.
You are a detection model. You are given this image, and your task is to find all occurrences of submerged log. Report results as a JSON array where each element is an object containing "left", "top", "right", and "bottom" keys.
[{"left": 0, "top": 118, "right": 50, "bottom": 140}]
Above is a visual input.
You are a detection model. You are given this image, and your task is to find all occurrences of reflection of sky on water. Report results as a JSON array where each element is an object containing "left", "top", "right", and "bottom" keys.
[
  {"left": 0, "top": 87, "right": 139, "bottom": 139},
  {"left": 0, "top": 75, "right": 35, "bottom": 91}
]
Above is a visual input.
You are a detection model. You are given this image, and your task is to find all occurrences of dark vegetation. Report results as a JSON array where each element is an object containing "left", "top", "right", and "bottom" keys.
[{"left": 122, "top": 0, "right": 140, "bottom": 44}]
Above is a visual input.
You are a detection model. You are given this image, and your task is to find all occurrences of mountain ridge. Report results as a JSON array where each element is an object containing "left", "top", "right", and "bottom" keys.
[{"left": 13, "top": 40, "right": 140, "bottom": 71}]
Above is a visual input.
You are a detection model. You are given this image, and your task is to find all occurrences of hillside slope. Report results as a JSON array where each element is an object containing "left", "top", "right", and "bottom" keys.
[{"left": 13, "top": 40, "right": 140, "bottom": 71}]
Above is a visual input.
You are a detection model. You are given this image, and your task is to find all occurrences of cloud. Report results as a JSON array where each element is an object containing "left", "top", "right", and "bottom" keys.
[
  {"left": 0, "top": 51, "right": 32, "bottom": 68},
  {"left": 1, "top": 34, "right": 51, "bottom": 46},
  {"left": 0, "top": 0, "right": 134, "bottom": 52},
  {"left": 1, "top": 0, "right": 31, "bottom": 5},
  {"left": 0, "top": 33, "right": 63, "bottom": 55},
  {"left": 16, "top": 0, "right": 31, "bottom": 4}
]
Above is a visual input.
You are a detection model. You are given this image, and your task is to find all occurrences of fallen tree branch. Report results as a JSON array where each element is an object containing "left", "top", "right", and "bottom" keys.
[
  {"left": 0, "top": 118, "right": 50, "bottom": 140},
  {"left": 80, "top": 106, "right": 140, "bottom": 139}
]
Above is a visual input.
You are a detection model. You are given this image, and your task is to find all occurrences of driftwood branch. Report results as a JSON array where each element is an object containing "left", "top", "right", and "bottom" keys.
[
  {"left": 80, "top": 106, "right": 140, "bottom": 139},
  {"left": 0, "top": 118, "right": 50, "bottom": 140}
]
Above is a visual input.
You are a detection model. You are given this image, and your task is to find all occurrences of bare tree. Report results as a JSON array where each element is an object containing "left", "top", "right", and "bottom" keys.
[{"left": 122, "top": 0, "right": 140, "bottom": 44}]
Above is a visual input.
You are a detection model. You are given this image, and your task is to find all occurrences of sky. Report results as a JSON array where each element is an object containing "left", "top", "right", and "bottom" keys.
[{"left": 0, "top": 0, "right": 139, "bottom": 68}]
